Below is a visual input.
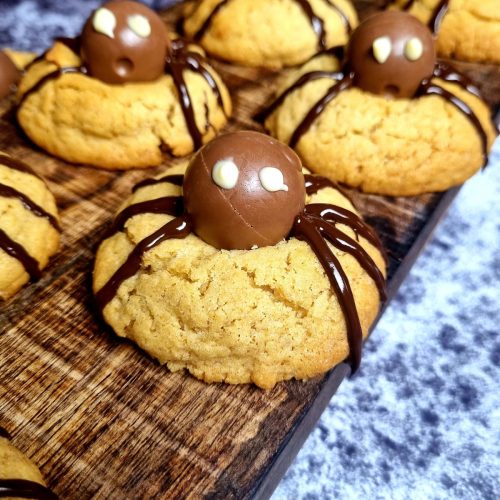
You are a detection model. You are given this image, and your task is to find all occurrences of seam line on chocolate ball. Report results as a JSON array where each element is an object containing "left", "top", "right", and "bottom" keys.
[{"left": 199, "top": 149, "right": 275, "bottom": 246}]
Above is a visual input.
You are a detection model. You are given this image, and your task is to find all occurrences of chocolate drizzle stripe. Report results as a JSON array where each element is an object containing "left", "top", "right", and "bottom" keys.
[
  {"left": 193, "top": 0, "right": 230, "bottom": 41},
  {"left": 0, "top": 183, "right": 60, "bottom": 231},
  {"left": 402, "top": 0, "right": 415, "bottom": 10},
  {"left": 304, "top": 203, "right": 383, "bottom": 253},
  {"left": 324, "top": 0, "right": 353, "bottom": 34},
  {"left": 0, "top": 479, "right": 58, "bottom": 500},
  {"left": 168, "top": 59, "right": 203, "bottom": 150},
  {"left": 18, "top": 66, "right": 85, "bottom": 109},
  {"left": 0, "top": 426, "right": 10, "bottom": 439},
  {"left": 95, "top": 215, "right": 192, "bottom": 311},
  {"left": 193, "top": 0, "right": 351, "bottom": 50},
  {"left": 185, "top": 52, "right": 226, "bottom": 114},
  {"left": 304, "top": 173, "right": 341, "bottom": 196},
  {"left": 429, "top": 0, "right": 449, "bottom": 35},
  {"left": 289, "top": 73, "right": 354, "bottom": 148},
  {"left": 417, "top": 82, "right": 488, "bottom": 166},
  {"left": 433, "top": 61, "right": 481, "bottom": 98},
  {"left": 108, "top": 196, "right": 183, "bottom": 237},
  {"left": 310, "top": 215, "right": 386, "bottom": 301},
  {"left": 294, "top": 0, "right": 327, "bottom": 50},
  {"left": 132, "top": 174, "right": 184, "bottom": 193},
  {"left": 401, "top": 0, "right": 449, "bottom": 34},
  {"left": 0, "top": 228, "right": 41, "bottom": 280},
  {"left": 0, "top": 155, "right": 41, "bottom": 180},
  {"left": 256, "top": 71, "right": 343, "bottom": 122},
  {"left": 291, "top": 214, "right": 363, "bottom": 371}
]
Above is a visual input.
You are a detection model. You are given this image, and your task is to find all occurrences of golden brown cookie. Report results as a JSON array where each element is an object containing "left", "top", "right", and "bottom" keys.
[
  {"left": 93, "top": 150, "right": 386, "bottom": 389},
  {"left": 17, "top": 38, "right": 231, "bottom": 170},
  {"left": 0, "top": 426, "right": 57, "bottom": 499},
  {"left": 0, "top": 154, "right": 60, "bottom": 300},
  {"left": 262, "top": 44, "right": 496, "bottom": 196},
  {"left": 391, "top": 0, "right": 500, "bottom": 63},
  {"left": 183, "top": 0, "right": 358, "bottom": 68}
]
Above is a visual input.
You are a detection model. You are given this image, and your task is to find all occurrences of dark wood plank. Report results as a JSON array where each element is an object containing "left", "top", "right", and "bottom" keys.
[{"left": 0, "top": 2, "right": 497, "bottom": 499}]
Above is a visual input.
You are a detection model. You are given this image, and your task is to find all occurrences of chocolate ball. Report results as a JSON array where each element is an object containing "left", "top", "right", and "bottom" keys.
[
  {"left": 347, "top": 11, "right": 436, "bottom": 98},
  {"left": 0, "top": 51, "right": 20, "bottom": 99},
  {"left": 80, "top": 1, "right": 169, "bottom": 84},
  {"left": 183, "top": 131, "right": 306, "bottom": 250}
]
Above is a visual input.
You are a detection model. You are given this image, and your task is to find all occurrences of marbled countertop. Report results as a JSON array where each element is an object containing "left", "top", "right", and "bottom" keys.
[{"left": 1, "top": 1, "right": 498, "bottom": 498}]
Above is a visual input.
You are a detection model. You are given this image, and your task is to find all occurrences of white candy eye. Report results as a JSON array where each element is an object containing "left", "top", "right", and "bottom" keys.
[
  {"left": 259, "top": 167, "right": 288, "bottom": 192},
  {"left": 93, "top": 8, "right": 116, "bottom": 39},
  {"left": 127, "top": 14, "right": 152, "bottom": 38},
  {"left": 212, "top": 159, "right": 239, "bottom": 190},
  {"left": 404, "top": 37, "right": 424, "bottom": 61},
  {"left": 372, "top": 36, "right": 392, "bottom": 64}
]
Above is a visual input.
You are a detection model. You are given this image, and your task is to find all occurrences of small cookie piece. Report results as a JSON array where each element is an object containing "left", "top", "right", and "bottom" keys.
[
  {"left": 262, "top": 12, "right": 497, "bottom": 196},
  {"left": 16, "top": 2, "right": 231, "bottom": 170},
  {"left": 93, "top": 132, "right": 386, "bottom": 389},
  {"left": 0, "top": 425, "right": 57, "bottom": 499},
  {"left": 390, "top": 0, "right": 500, "bottom": 64},
  {"left": 183, "top": 0, "right": 358, "bottom": 68},
  {"left": 0, "top": 154, "right": 60, "bottom": 300}
]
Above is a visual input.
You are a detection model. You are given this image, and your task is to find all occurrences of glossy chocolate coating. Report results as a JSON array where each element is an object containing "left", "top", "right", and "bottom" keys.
[
  {"left": 347, "top": 11, "right": 435, "bottom": 98},
  {"left": 183, "top": 131, "right": 306, "bottom": 250},
  {"left": 80, "top": 1, "right": 169, "bottom": 84},
  {"left": 0, "top": 50, "right": 20, "bottom": 99}
]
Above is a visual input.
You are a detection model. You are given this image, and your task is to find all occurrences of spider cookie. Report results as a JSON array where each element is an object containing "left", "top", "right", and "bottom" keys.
[
  {"left": 390, "top": 0, "right": 500, "bottom": 63},
  {"left": 16, "top": 1, "right": 231, "bottom": 170},
  {"left": 261, "top": 11, "right": 497, "bottom": 196},
  {"left": 93, "top": 131, "right": 386, "bottom": 389},
  {"left": 0, "top": 154, "right": 60, "bottom": 300},
  {"left": 0, "top": 425, "right": 57, "bottom": 499},
  {"left": 183, "top": 0, "right": 358, "bottom": 68}
]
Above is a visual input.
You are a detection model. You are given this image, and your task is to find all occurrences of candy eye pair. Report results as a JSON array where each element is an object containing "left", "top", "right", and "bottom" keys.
[
  {"left": 212, "top": 159, "right": 288, "bottom": 192},
  {"left": 372, "top": 36, "right": 423, "bottom": 63},
  {"left": 93, "top": 8, "right": 151, "bottom": 39}
]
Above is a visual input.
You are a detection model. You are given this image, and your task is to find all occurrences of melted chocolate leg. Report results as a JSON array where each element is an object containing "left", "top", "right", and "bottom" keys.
[{"left": 291, "top": 213, "right": 363, "bottom": 372}]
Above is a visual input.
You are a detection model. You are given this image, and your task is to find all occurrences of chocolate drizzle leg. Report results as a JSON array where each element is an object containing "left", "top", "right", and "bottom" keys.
[
  {"left": 192, "top": 0, "right": 353, "bottom": 50},
  {"left": 429, "top": 0, "right": 450, "bottom": 35},
  {"left": 95, "top": 215, "right": 192, "bottom": 312},
  {"left": 0, "top": 479, "right": 58, "bottom": 500},
  {"left": 324, "top": 0, "right": 353, "bottom": 34},
  {"left": 108, "top": 196, "right": 183, "bottom": 237},
  {"left": 0, "top": 155, "right": 42, "bottom": 182},
  {"left": 289, "top": 73, "right": 354, "bottom": 147},
  {"left": 291, "top": 214, "right": 363, "bottom": 371},
  {"left": 291, "top": 199, "right": 386, "bottom": 372},
  {"left": 417, "top": 80, "right": 489, "bottom": 166},
  {"left": 0, "top": 184, "right": 60, "bottom": 231},
  {"left": 132, "top": 174, "right": 184, "bottom": 193},
  {"left": 0, "top": 228, "right": 41, "bottom": 280},
  {"left": 0, "top": 426, "right": 11, "bottom": 439}
]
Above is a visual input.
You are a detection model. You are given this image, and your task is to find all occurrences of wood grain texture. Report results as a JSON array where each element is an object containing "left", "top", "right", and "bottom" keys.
[{"left": 0, "top": 2, "right": 497, "bottom": 499}]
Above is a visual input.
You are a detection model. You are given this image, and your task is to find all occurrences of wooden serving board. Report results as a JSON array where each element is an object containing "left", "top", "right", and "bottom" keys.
[{"left": 0, "top": 2, "right": 498, "bottom": 498}]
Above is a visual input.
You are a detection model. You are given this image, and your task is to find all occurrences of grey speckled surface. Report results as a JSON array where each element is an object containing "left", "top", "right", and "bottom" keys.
[{"left": 0, "top": 1, "right": 498, "bottom": 498}]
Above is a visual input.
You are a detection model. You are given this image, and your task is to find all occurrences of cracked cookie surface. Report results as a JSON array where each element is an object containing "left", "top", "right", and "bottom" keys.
[
  {"left": 0, "top": 154, "right": 60, "bottom": 300},
  {"left": 93, "top": 162, "right": 385, "bottom": 389},
  {"left": 183, "top": 0, "right": 358, "bottom": 68},
  {"left": 264, "top": 54, "right": 497, "bottom": 196},
  {"left": 391, "top": 0, "right": 500, "bottom": 63},
  {"left": 16, "top": 40, "right": 231, "bottom": 170}
]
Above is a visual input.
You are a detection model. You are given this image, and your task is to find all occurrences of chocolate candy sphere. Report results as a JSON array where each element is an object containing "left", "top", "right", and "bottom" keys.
[
  {"left": 347, "top": 11, "right": 436, "bottom": 98},
  {"left": 183, "top": 131, "right": 306, "bottom": 250},
  {"left": 80, "top": 1, "right": 169, "bottom": 84},
  {"left": 0, "top": 51, "right": 20, "bottom": 99}
]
